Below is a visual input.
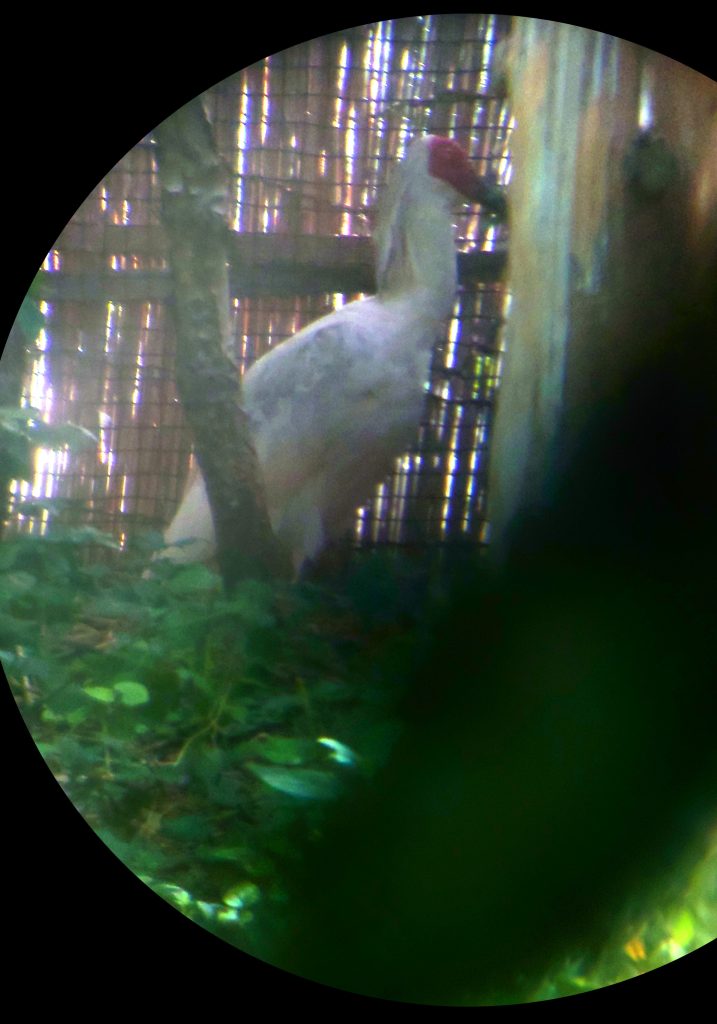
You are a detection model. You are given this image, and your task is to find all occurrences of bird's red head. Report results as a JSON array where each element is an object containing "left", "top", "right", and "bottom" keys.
[{"left": 426, "top": 136, "right": 483, "bottom": 201}]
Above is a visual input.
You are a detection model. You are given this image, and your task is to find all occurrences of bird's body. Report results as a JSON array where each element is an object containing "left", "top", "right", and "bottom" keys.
[{"left": 162, "top": 136, "right": 493, "bottom": 572}]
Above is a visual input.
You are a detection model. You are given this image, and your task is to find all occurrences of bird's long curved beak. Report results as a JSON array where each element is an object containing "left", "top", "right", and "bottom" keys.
[{"left": 469, "top": 177, "right": 508, "bottom": 221}]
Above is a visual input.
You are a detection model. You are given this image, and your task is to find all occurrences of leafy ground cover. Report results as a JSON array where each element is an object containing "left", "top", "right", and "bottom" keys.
[{"left": 4, "top": 525, "right": 715, "bottom": 1003}]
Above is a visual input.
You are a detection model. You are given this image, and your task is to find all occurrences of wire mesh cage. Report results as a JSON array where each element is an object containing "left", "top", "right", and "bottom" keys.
[{"left": 8, "top": 13, "right": 513, "bottom": 559}]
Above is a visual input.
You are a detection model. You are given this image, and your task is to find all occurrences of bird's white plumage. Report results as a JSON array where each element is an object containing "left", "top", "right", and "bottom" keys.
[{"left": 162, "top": 136, "right": 484, "bottom": 572}]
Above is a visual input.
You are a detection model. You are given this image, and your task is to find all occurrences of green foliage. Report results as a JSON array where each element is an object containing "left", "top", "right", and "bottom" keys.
[
  {"left": 4, "top": 530, "right": 401, "bottom": 959},
  {"left": 0, "top": 405, "right": 98, "bottom": 484},
  {"left": 525, "top": 842, "right": 717, "bottom": 1001},
  {"left": 16, "top": 288, "right": 47, "bottom": 344},
  {"left": 14, "top": 275, "right": 52, "bottom": 346},
  {"left": 13, "top": 410, "right": 97, "bottom": 454},
  {"left": 4, "top": 530, "right": 715, "bottom": 1002},
  {"left": 246, "top": 762, "right": 344, "bottom": 800}
]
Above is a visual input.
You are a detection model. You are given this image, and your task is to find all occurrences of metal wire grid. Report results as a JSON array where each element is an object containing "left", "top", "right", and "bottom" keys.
[{"left": 9, "top": 13, "right": 512, "bottom": 556}]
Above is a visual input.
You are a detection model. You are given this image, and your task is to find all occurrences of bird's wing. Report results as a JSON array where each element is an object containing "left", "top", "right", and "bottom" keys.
[
  {"left": 244, "top": 296, "right": 434, "bottom": 550},
  {"left": 160, "top": 296, "right": 438, "bottom": 569},
  {"left": 245, "top": 301, "right": 391, "bottom": 488}
]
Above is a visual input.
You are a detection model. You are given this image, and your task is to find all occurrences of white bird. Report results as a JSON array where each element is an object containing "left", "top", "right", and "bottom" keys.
[{"left": 162, "top": 135, "right": 495, "bottom": 574}]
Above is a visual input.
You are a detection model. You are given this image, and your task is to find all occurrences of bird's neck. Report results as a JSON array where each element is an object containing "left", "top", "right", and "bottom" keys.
[{"left": 377, "top": 188, "right": 459, "bottom": 318}]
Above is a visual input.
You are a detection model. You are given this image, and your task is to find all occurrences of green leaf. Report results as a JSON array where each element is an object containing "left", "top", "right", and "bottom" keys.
[
  {"left": 31, "top": 421, "right": 98, "bottom": 453},
  {"left": 44, "top": 526, "right": 121, "bottom": 549},
  {"left": 227, "top": 579, "right": 277, "bottom": 628},
  {"left": 223, "top": 882, "right": 261, "bottom": 908},
  {"left": 83, "top": 596, "right": 146, "bottom": 621},
  {"left": 14, "top": 496, "right": 85, "bottom": 515},
  {"left": 83, "top": 685, "right": 116, "bottom": 704},
  {"left": 0, "top": 429, "right": 32, "bottom": 480},
  {"left": 135, "top": 529, "right": 169, "bottom": 553},
  {"left": 0, "top": 406, "right": 43, "bottom": 428},
  {"left": 0, "top": 408, "right": 96, "bottom": 453},
  {"left": 113, "top": 680, "right": 150, "bottom": 706},
  {"left": 162, "top": 815, "right": 214, "bottom": 842},
  {"left": 0, "top": 649, "right": 22, "bottom": 669},
  {"left": 154, "top": 883, "right": 193, "bottom": 909},
  {"left": 196, "top": 901, "right": 219, "bottom": 919},
  {"left": 65, "top": 708, "right": 90, "bottom": 726},
  {"left": 47, "top": 688, "right": 91, "bottom": 714},
  {"left": 668, "top": 909, "right": 695, "bottom": 948},
  {"left": 0, "top": 571, "right": 37, "bottom": 596},
  {"left": 247, "top": 762, "right": 342, "bottom": 800},
  {"left": 249, "top": 735, "right": 315, "bottom": 766},
  {"left": 165, "top": 564, "right": 220, "bottom": 595},
  {"left": 16, "top": 294, "right": 47, "bottom": 343},
  {"left": 317, "top": 736, "right": 357, "bottom": 766},
  {"left": 216, "top": 908, "right": 240, "bottom": 923}
]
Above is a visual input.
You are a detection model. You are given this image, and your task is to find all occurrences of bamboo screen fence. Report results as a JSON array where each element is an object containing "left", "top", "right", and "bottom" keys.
[{"left": 9, "top": 13, "right": 513, "bottom": 558}]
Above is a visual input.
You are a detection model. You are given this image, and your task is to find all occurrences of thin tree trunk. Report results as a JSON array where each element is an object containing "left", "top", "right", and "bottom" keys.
[{"left": 154, "top": 98, "right": 291, "bottom": 589}]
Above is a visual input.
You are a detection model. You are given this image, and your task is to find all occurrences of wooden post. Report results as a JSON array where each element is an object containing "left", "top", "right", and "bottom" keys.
[{"left": 487, "top": 19, "right": 717, "bottom": 555}]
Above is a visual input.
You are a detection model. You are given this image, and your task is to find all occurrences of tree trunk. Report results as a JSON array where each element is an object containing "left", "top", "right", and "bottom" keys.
[{"left": 154, "top": 98, "right": 291, "bottom": 589}]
